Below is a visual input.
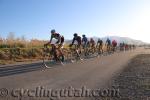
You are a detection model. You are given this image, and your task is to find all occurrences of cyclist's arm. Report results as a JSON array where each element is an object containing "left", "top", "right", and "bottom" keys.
[
  {"left": 82, "top": 38, "right": 84, "bottom": 43},
  {"left": 49, "top": 35, "right": 53, "bottom": 43},
  {"left": 71, "top": 37, "right": 75, "bottom": 45},
  {"left": 44, "top": 36, "right": 52, "bottom": 46}
]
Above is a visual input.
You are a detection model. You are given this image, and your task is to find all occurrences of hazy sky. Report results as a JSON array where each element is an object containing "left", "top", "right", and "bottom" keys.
[{"left": 0, "top": 0, "right": 150, "bottom": 42}]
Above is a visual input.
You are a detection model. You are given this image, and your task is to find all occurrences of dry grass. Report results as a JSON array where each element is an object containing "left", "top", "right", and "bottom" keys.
[{"left": 0, "top": 33, "right": 48, "bottom": 64}]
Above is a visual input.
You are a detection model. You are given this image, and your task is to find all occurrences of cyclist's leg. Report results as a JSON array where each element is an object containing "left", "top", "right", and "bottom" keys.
[
  {"left": 86, "top": 44, "right": 90, "bottom": 56},
  {"left": 106, "top": 44, "right": 109, "bottom": 53},
  {"left": 76, "top": 45, "right": 81, "bottom": 57},
  {"left": 108, "top": 44, "right": 111, "bottom": 53},
  {"left": 58, "top": 43, "right": 65, "bottom": 62},
  {"left": 93, "top": 45, "right": 96, "bottom": 53},
  {"left": 58, "top": 44, "right": 64, "bottom": 55},
  {"left": 101, "top": 45, "right": 104, "bottom": 54},
  {"left": 97, "top": 45, "right": 100, "bottom": 54},
  {"left": 58, "top": 37, "right": 64, "bottom": 55},
  {"left": 92, "top": 44, "right": 95, "bottom": 54},
  {"left": 52, "top": 49, "right": 59, "bottom": 61},
  {"left": 112, "top": 45, "right": 114, "bottom": 52},
  {"left": 107, "top": 44, "right": 109, "bottom": 52},
  {"left": 99, "top": 45, "right": 102, "bottom": 54},
  {"left": 77, "top": 44, "right": 83, "bottom": 60},
  {"left": 83, "top": 44, "right": 87, "bottom": 56}
]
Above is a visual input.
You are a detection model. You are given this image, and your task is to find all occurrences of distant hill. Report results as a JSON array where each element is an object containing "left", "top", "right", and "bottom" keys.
[{"left": 65, "top": 36, "right": 148, "bottom": 45}]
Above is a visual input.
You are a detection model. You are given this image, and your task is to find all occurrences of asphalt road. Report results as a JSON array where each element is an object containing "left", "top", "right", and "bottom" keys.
[{"left": 0, "top": 47, "right": 149, "bottom": 100}]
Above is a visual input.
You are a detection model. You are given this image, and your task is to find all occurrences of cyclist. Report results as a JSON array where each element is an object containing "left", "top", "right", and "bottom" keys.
[
  {"left": 97, "top": 38, "right": 103, "bottom": 54},
  {"left": 82, "top": 34, "right": 88, "bottom": 48},
  {"left": 112, "top": 39, "right": 117, "bottom": 52},
  {"left": 133, "top": 44, "right": 136, "bottom": 50},
  {"left": 82, "top": 34, "right": 88, "bottom": 56},
  {"left": 122, "top": 42, "right": 125, "bottom": 51},
  {"left": 125, "top": 44, "right": 129, "bottom": 51},
  {"left": 89, "top": 38, "right": 96, "bottom": 54},
  {"left": 105, "top": 38, "right": 111, "bottom": 53},
  {"left": 49, "top": 29, "right": 64, "bottom": 48},
  {"left": 70, "top": 33, "right": 82, "bottom": 60},
  {"left": 129, "top": 44, "right": 132, "bottom": 50},
  {"left": 119, "top": 43, "right": 123, "bottom": 51},
  {"left": 45, "top": 29, "right": 64, "bottom": 62},
  {"left": 86, "top": 41, "right": 91, "bottom": 55}
]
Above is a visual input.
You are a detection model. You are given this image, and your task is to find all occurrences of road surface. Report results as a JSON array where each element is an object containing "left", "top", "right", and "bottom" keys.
[{"left": 0, "top": 47, "right": 149, "bottom": 100}]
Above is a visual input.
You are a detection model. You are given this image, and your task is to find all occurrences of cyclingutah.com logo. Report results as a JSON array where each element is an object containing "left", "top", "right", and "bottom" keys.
[{"left": 0, "top": 86, "right": 120, "bottom": 99}]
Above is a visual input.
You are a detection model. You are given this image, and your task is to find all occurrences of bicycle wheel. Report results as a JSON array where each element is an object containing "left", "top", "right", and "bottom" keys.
[{"left": 43, "top": 49, "right": 53, "bottom": 68}]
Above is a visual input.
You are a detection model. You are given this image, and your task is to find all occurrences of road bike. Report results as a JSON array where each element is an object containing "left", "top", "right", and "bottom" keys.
[
  {"left": 69, "top": 44, "right": 83, "bottom": 63},
  {"left": 43, "top": 44, "right": 65, "bottom": 68}
]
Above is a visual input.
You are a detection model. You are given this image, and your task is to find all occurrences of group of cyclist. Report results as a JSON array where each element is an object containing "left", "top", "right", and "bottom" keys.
[
  {"left": 44, "top": 29, "right": 136, "bottom": 63},
  {"left": 119, "top": 42, "right": 136, "bottom": 51}
]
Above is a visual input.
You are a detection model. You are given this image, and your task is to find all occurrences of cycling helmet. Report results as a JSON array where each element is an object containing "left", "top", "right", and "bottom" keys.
[
  {"left": 82, "top": 34, "right": 86, "bottom": 37},
  {"left": 51, "top": 29, "right": 56, "bottom": 34},
  {"left": 74, "top": 33, "right": 78, "bottom": 37}
]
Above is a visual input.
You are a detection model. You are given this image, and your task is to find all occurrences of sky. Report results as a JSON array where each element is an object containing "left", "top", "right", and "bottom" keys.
[{"left": 0, "top": 0, "right": 150, "bottom": 42}]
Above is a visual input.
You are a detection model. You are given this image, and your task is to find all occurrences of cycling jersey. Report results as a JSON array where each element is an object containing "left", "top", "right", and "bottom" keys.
[
  {"left": 97, "top": 39, "right": 103, "bottom": 46},
  {"left": 106, "top": 39, "right": 111, "bottom": 45},
  {"left": 82, "top": 37, "right": 88, "bottom": 45},
  {"left": 90, "top": 39, "right": 95, "bottom": 45},
  {"left": 112, "top": 40, "right": 117, "bottom": 47},
  {"left": 50, "top": 33, "right": 64, "bottom": 44},
  {"left": 72, "top": 36, "right": 82, "bottom": 45}
]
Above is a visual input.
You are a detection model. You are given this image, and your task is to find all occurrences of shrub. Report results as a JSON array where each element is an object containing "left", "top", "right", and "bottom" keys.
[
  {"left": 0, "top": 50, "right": 8, "bottom": 60},
  {"left": 0, "top": 44, "right": 10, "bottom": 48},
  {"left": 16, "top": 43, "right": 26, "bottom": 48}
]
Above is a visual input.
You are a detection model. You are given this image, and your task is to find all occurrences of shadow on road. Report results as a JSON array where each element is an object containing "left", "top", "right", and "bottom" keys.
[{"left": 0, "top": 62, "right": 45, "bottom": 77}]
